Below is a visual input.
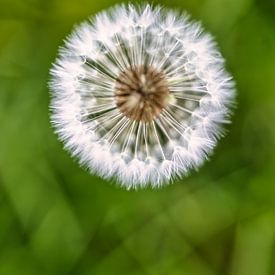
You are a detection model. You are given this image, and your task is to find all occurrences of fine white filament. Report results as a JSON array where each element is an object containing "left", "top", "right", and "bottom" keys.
[{"left": 50, "top": 4, "right": 235, "bottom": 189}]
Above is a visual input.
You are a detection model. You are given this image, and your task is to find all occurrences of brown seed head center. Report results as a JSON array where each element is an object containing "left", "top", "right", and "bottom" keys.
[{"left": 115, "top": 65, "right": 170, "bottom": 122}]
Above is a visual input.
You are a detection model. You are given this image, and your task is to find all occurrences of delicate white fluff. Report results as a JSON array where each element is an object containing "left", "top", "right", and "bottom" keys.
[{"left": 49, "top": 3, "right": 235, "bottom": 189}]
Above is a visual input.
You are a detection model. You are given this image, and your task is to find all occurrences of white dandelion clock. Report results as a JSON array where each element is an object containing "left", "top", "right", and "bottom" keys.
[{"left": 50, "top": 4, "right": 235, "bottom": 189}]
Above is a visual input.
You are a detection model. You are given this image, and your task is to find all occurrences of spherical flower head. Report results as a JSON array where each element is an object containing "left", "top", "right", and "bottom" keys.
[{"left": 49, "top": 3, "right": 236, "bottom": 189}]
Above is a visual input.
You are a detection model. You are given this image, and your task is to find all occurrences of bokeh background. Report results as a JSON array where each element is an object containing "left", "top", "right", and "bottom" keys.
[{"left": 1, "top": 0, "right": 275, "bottom": 274}]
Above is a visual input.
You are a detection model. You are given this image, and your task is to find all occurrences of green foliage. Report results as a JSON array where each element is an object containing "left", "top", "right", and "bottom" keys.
[{"left": 0, "top": 0, "right": 275, "bottom": 274}]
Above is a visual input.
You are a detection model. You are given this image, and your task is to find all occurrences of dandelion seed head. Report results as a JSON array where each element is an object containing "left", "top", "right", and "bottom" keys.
[{"left": 50, "top": 3, "right": 235, "bottom": 188}]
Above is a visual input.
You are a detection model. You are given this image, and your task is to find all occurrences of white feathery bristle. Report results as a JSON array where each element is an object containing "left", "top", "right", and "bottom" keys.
[{"left": 49, "top": 3, "right": 235, "bottom": 189}]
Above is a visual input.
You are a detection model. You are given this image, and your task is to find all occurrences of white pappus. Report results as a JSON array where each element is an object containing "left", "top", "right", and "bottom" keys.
[{"left": 50, "top": 3, "right": 235, "bottom": 189}]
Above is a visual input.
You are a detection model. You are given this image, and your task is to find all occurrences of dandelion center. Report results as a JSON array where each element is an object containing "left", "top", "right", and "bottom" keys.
[{"left": 115, "top": 65, "right": 170, "bottom": 122}]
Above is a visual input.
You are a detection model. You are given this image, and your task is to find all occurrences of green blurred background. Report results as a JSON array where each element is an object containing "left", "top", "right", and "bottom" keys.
[{"left": 1, "top": 0, "right": 275, "bottom": 274}]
